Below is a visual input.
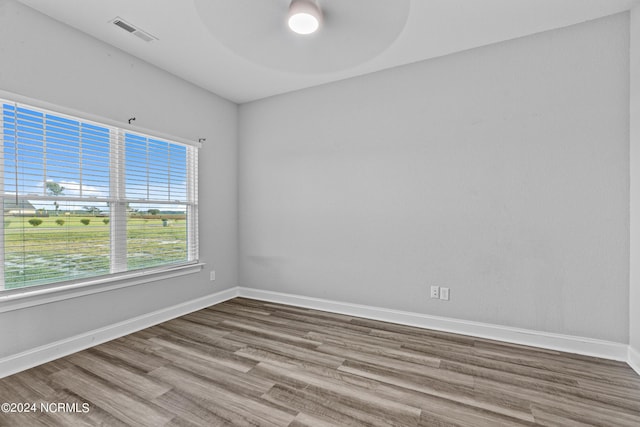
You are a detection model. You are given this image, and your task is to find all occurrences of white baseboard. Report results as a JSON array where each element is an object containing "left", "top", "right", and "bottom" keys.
[
  {"left": 0, "top": 287, "right": 238, "bottom": 379},
  {"left": 237, "top": 287, "right": 629, "bottom": 362},
  {"left": 629, "top": 346, "right": 640, "bottom": 376},
  {"left": 2, "top": 285, "right": 636, "bottom": 379}
]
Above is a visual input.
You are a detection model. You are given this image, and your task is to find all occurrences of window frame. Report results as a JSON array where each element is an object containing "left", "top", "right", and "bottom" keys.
[{"left": 0, "top": 91, "right": 202, "bottom": 303}]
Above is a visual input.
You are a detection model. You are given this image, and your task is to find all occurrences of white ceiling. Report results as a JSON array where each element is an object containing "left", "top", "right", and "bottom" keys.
[{"left": 17, "top": 0, "right": 639, "bottom": 104}]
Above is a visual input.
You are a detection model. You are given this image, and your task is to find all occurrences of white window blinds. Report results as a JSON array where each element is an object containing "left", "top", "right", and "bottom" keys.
[{"left": 0, "top": 99, "right": 199, "bottom": 291}]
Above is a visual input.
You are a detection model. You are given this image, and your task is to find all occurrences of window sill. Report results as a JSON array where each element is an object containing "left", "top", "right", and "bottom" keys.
[{"left": 0, "top": 263, "right": 204, "bottom": 314}]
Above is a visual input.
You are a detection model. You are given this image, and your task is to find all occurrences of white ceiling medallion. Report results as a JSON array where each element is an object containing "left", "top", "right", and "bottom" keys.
[{"left": 193, "top": 0, "right": 411, "bottom": 74}]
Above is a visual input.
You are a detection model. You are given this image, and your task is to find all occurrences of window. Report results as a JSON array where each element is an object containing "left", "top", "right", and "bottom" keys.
[{"left": 0, "top": 99, "right": 198, "bottom": 291}]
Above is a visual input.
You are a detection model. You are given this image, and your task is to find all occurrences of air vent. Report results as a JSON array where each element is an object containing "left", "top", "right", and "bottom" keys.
[
  {"left": 110, "top": 17, "right": 158, "bottom": 42},
  {"left": 113, "top": 19, "right": 136, "bottom": 33},
  {"left": 133, "top": 31, "right": 155, "bottom": 42}
]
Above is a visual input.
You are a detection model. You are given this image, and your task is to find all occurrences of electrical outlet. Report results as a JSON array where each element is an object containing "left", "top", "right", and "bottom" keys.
[
  {"left": 210, "top": 270, "right": 216, "bottom": 281},
  {"left": 440, "top": 287, "right": 450, "bottom": 301},
  {"left": 430, "top": 286, "right": 440, "bottom": 299}
]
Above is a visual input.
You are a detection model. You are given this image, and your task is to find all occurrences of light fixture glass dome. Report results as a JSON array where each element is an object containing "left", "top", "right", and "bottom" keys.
[{"left": 287, "top": 0, "right": 322, "bottom": 35}]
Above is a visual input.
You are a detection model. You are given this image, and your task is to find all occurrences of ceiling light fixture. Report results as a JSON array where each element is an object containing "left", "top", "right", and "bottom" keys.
[{"left": 287, "top": 0, "right": 322, "bottom": 35}]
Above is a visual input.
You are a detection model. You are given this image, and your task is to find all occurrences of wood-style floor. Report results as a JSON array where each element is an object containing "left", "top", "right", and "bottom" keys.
[{"left": 1, "top": 298, "right": 639, "bottom": 426}]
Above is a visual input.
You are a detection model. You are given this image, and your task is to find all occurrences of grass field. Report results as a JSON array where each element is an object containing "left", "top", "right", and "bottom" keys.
[{"left": 4, "top": 215, "right": 187, "bottom": 289}]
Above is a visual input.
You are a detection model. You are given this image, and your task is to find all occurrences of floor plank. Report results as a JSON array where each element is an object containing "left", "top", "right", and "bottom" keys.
[{"left": 1, "top": 297, "right": 639, "bottom": 426}]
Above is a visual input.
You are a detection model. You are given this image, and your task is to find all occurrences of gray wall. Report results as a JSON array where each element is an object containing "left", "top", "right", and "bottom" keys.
[
  {"left": 631, "top": 4, "right": 640, "bottom": 354},
  {"left": 0, "top": 0, "right": 237, "bottom": 357},
  {"left": 239, "top": 13, "right": 630, "bottom": 342},
  {"left": 0, "top": 0, "right": 633, "bottom": 360}
]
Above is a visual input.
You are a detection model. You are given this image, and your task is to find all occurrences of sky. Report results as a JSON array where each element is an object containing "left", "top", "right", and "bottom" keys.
[{"left": 2, "top": 102, "right": 189, "bottom": 212}]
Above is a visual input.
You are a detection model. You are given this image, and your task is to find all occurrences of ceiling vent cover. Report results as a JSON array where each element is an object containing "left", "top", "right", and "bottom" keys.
[{"left": 111, "top": 17, "right": 158, "bottom": 42}]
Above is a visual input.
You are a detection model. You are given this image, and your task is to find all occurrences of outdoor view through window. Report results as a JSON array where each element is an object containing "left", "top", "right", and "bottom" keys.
[{"left": 0, "top": 100, "right": 198, "bottom": 290}]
